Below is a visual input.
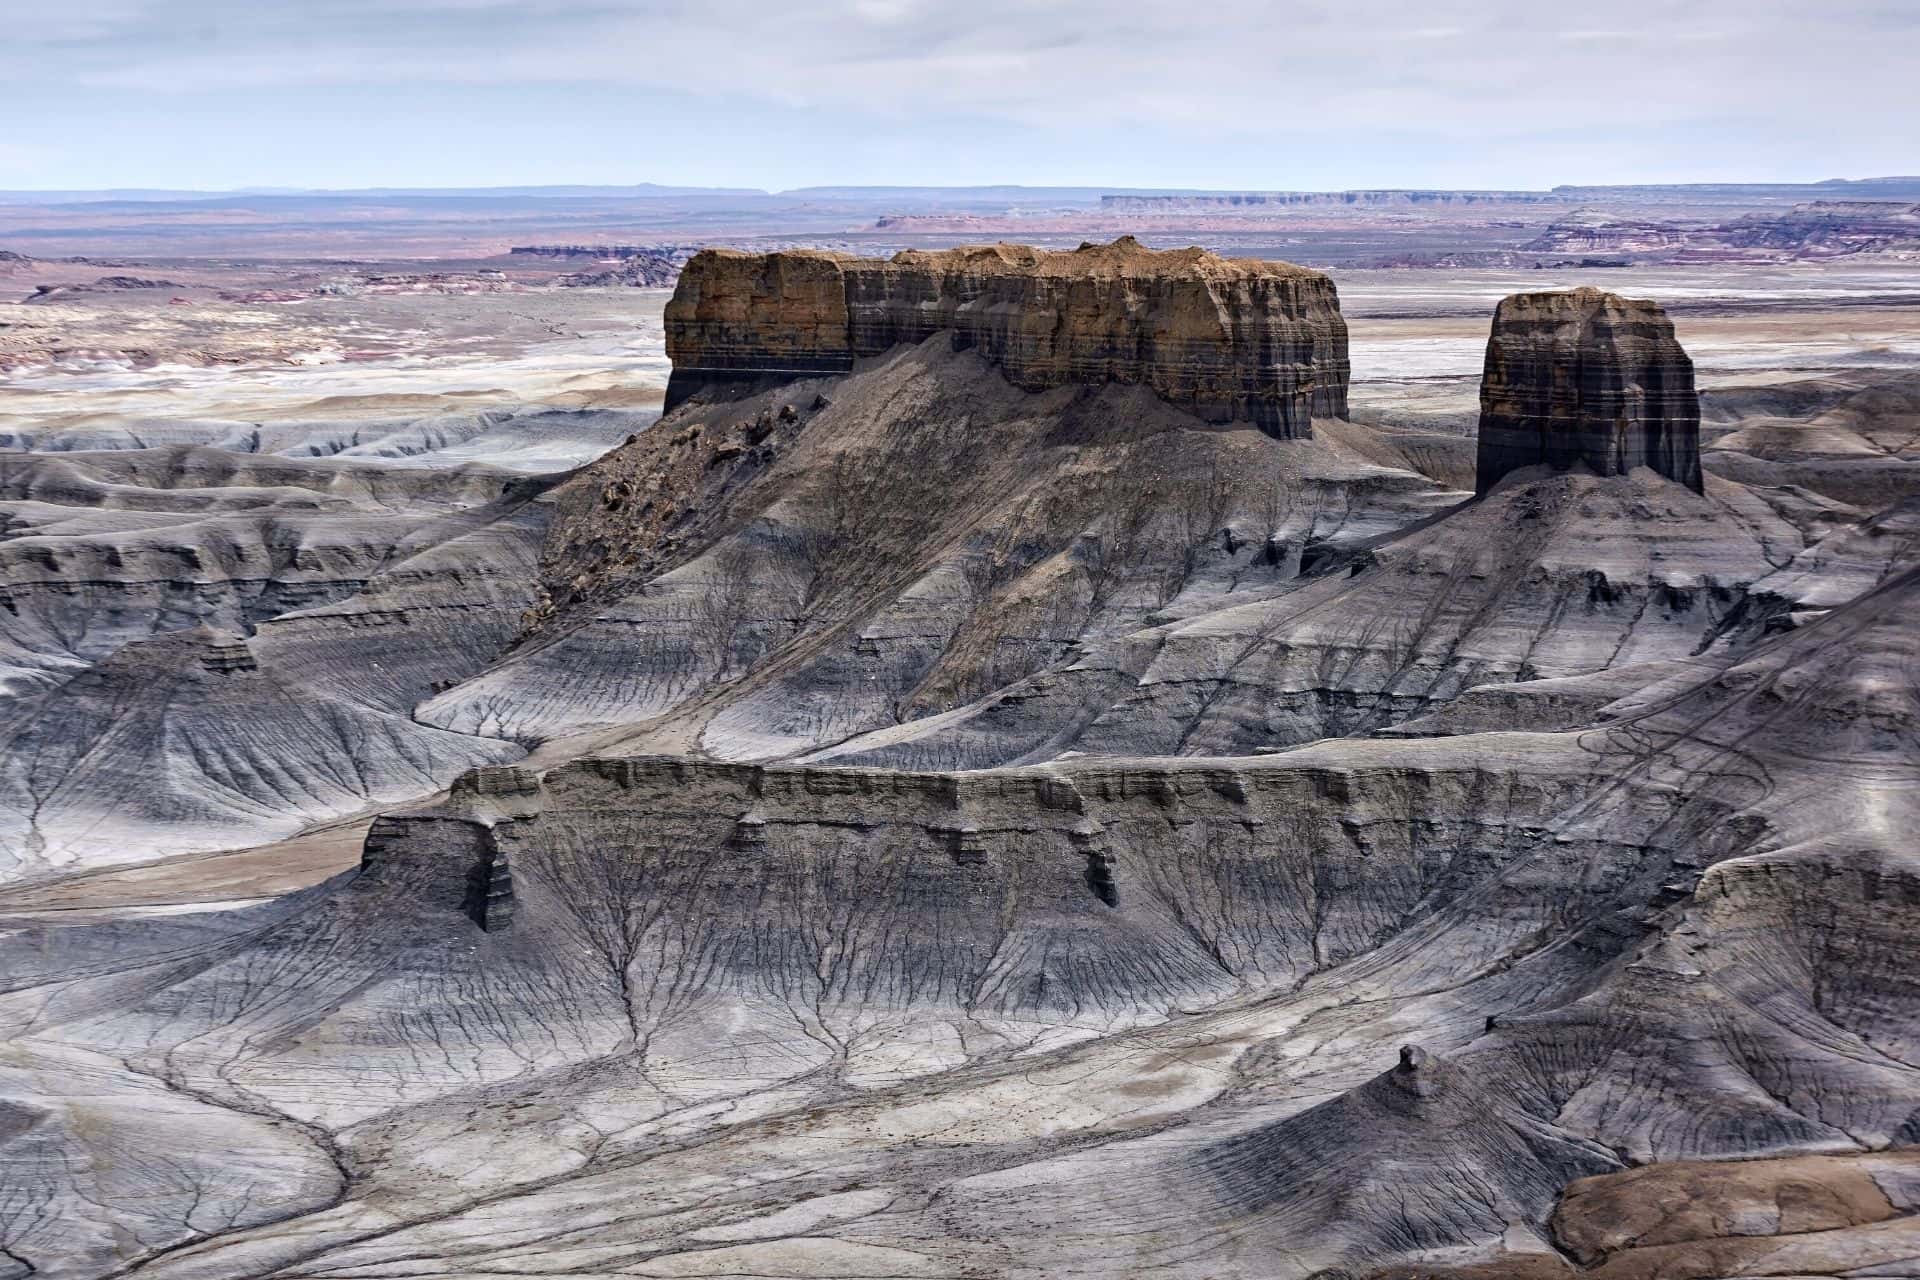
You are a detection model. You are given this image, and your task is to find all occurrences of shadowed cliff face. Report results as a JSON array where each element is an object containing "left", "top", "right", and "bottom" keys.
[
  {"left": 664, "top": 237, "right": 1351, "bottom": 439},
  {"left": 1475, "top": 287, "right": 1703, "bottom": 495}
]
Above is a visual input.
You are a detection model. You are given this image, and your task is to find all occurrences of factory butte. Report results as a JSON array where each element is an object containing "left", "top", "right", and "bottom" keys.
[
  {"left": 490, "top": 233, "right": 1725, "bottom": 761},
  {"left": 660, "top": 234, "right": 1698, "bottom": 483}
]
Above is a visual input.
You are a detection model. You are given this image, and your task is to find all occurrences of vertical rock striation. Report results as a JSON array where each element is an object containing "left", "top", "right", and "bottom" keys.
[
  {"left": 664, "top": 236, "right": 1349, "bottom": 438},
  {"left": 1475, "top": 286, "right": 1703, "bottom": 494}
]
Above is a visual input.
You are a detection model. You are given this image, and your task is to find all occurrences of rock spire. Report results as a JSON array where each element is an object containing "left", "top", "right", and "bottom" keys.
[{"left": 1475, "top": 286, "right": 1703, "bottom": 494}]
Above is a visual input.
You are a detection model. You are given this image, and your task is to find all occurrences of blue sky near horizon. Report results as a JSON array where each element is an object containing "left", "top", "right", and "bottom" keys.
[{"left": 2, "top": 0, "right": 1916, "bottom": 192}]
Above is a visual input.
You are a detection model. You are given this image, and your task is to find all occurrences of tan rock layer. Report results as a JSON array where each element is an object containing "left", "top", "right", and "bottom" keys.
[{"left": 664, "top": 236, "right": 1350, "bottom": 439}]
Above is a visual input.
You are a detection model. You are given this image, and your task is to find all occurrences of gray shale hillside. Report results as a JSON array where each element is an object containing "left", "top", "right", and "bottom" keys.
[{"left": 2, "top": 239, "right": 1918, "bottom": 1280}]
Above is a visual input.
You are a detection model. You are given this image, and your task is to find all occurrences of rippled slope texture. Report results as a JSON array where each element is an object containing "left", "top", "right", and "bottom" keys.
[{"left": 2, "top": 273, "right": 1917, "bottom": 1280}]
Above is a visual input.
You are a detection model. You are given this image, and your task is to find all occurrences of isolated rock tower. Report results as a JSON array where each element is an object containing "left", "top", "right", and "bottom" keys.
[{"left": 1474, "top": 287, "right": 1703, "bottom": 494}]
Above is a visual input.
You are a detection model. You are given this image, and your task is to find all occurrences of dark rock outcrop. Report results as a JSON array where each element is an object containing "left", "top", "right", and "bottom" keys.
[
  {"left": 1475, "top": 287, "right": 1703, "bottom": 494},
  {"left": 664, "top": 236, "right": 1349, "bottom": 438}
]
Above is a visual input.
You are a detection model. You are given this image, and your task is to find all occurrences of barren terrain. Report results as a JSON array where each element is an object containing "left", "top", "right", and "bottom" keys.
[{"left": 2, "top": 203, "right": 1917, "bottom": 1280}]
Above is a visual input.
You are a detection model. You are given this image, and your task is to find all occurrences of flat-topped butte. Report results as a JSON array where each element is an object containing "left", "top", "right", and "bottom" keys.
[
  {"left": 1476, "top": 286, "right": 1703, "bottom": 494},
  {"left": 664, "top": 235, "right": 1350, "bottom": 439}
]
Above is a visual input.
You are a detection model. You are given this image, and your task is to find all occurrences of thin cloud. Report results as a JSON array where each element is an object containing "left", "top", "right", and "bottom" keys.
[{"left": 1, "top": 0, "right": 1914, "bottom": 187}]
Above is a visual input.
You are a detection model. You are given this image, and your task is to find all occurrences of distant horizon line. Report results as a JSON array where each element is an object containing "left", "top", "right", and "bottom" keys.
[{"left": 3, "top": 176, "right": 1919, "bottom": 205}]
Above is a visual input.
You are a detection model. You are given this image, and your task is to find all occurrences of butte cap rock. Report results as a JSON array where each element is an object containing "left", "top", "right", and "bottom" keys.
[
  {"left": 664, "top": 236, "right": 1350, "bottom": 439},
  {"left": 1475, "top": 286, "right": 1704, "bottom": 495}
]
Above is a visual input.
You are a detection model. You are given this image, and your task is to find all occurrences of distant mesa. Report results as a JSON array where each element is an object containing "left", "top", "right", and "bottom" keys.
[
  {"left": 1720, "top": 199, "right": 1920, "bottom": 256},
  {"left": 1518, "top": 201, "right": 1920, "bottom": 264},
  {"left": 25, "top": 275, "right": 183, "bottom": 302},
  {"left": 509, "top": 244, "right": 688, "bottom": 288},
  {"left": 1475, "top": 287, "right": 1704, "bottom": 495},
  {"left": 554, "top": 255, "right": 681, "bottom": 289},
  {"left": 662, "top": 235, "right": 1350, "bottom": 439},
  {"left": 508, "top": 244, "right": 674, "bottom": 258},
  {"left": 1101, "top": 189, "right": 1564, "bottom": 210}
]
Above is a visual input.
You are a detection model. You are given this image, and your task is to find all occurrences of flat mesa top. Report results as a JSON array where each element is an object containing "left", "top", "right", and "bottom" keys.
[
  {"left": 1496, "top": 285, "right": 1673, "bottom": 316},
  {"left": 694, "top": 235, "right": 1329, "bottom": 283}
]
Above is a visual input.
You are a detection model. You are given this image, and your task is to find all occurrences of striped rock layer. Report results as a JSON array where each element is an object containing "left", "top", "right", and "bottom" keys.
[
  {"left": 664, "top": 236, "right": 1350, "bottom": 439},
  {"left": 1476, "top": 286, "right": 1703, "bottom": 494}
]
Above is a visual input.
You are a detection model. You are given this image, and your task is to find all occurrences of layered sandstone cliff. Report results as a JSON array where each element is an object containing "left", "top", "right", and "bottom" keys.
[
  {"left": 664, "top": 236, "right": 1349, "bottom": 438},
  {"left": 1475, "top": 286, "right": 1703, "bottom": 494}
]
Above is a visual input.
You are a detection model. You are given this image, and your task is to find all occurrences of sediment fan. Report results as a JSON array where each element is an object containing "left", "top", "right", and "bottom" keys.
[{"left": 1, "top": 240, "right": 1916, "bottom": 1280}]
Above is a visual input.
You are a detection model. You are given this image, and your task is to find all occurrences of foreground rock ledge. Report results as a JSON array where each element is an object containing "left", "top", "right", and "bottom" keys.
[
  {"left": 663, "top": 235, "right": 1351, "bottom": 439},
  {"left": 1476, "top": 286, "right": 1704, "bottom": 494}
]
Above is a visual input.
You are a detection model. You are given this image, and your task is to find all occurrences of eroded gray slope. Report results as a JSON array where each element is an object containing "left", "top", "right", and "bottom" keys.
[
  {"left": 0, "top": 413, "right": 639, "bottom": 885},
  {"left": 813, "top": 466, "right": 1842, "bottom": 769},
  {"left": 421, "top": 341, "right": 1465, "bottom": 752},
  {"left": 4, "top": 562, "right": 1913, "bottom": 1278}
]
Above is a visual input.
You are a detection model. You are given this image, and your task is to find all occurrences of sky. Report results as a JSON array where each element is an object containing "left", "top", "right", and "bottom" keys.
[{"left": 2, "top": 0, "right": 1917, "bottom": 192}]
